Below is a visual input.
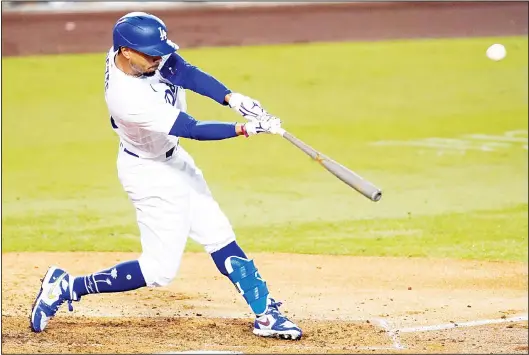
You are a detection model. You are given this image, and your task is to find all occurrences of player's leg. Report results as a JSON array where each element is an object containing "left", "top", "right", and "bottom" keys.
[
  {"left": 70, "top": 194, "right": 191, "bottom": 297},
  {"left": 182, "top": 149, "right": 302, "bottom": 340},
  {"left": 30, "top": 258, "right": 147, "bottom": 332},
  {"left": 191, "top": 197, "right": 302, "bottom": 340},
  {"left": 30, "top": 154, "right": 191, "bottom": 332}
]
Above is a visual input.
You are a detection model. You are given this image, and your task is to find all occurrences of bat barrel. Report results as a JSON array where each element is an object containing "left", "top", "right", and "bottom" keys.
[
  {"left": 283, "top": 131, "right": 383, "bottom": 202},
  {"left": 322, "top": 159, "right": 382, "bottom": 202}
]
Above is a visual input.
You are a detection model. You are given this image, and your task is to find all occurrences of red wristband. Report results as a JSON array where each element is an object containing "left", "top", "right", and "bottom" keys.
[{"left": 240, "top": 124, "right": 249, "bottom": 137}]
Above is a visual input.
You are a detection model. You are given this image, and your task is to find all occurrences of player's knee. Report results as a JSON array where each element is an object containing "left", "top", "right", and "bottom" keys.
[
  {"left": 138, "top": 255, "right": 179, "bottom": 287},
  {"left": 205, "top": 236, "right": 236, "bottom": 255}
]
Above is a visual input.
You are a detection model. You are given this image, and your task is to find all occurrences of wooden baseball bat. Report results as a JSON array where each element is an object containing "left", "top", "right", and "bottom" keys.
[{"left": 279, "top": 129, "right": 382, "bottom": 202}]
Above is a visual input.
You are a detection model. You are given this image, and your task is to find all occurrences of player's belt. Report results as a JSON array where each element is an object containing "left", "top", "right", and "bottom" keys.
[{"left": 120, "top": 142, "right": 177, "bottom": 160}]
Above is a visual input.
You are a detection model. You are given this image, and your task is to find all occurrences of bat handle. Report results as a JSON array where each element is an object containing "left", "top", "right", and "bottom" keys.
[{"left": 275, "top": 127, "right": 287, "bottom": 137}]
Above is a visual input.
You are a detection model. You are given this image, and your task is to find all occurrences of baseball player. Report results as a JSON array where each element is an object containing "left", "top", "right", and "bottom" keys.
[{"left": 30, "top": 12, "right": 302, "bottom": 340}]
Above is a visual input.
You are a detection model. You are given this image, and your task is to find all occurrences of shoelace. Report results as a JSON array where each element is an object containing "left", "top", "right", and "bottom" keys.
[
  {"left": 39, "top": 275, "right": 75, "bottom": 313},
  {"left": 268, "top": 299, "right": 284, "bottom": 317},
  {"left": 47, "top": 297, "right": 74, "bottom": 313}
]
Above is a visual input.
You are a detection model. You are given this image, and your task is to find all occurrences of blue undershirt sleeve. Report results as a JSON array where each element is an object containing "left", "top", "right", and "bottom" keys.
[
  {"left": 160, "top": 53, "right": 232, "bottom": 106},
  {"left": 169, "top": 111, "right": 238, "bottom": 140}
]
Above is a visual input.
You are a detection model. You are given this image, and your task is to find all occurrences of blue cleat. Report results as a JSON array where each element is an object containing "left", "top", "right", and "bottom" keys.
[
  {"left": 30, "top": 266, "right": 75, "bottom": 332},
  {"left": 253, "top": 298, "right": 302, "bottom": 340}
]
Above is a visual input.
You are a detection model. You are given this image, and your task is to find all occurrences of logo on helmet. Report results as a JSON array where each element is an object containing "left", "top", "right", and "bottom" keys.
[{"left": 158, "top": 27, "right": 167, "bottom": 41}]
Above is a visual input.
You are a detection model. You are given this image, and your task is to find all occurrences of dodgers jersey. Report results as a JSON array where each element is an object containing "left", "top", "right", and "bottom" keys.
[{"left": 104, "top": 47, "right": 186, "bottom": 158}]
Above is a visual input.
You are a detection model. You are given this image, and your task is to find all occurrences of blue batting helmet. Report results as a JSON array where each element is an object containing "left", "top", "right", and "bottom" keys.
[{"left": 112, "top": 12, "right": 179, "bottom": 56}]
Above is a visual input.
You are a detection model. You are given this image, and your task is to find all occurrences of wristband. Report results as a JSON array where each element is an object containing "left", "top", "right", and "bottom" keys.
[{"left": 240, "top": 124, "right": 249, "bottom": 137}]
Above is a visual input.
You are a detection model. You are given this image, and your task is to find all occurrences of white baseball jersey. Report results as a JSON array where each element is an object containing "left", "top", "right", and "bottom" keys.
[
  {"left": 104, "top": 47, "right": 236, "bottom": 287},
  {"left": 104, "top": 47, "right": 186, "bottom": 158}
]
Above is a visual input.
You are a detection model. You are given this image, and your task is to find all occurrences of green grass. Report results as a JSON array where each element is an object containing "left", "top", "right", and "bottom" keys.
[{"left": 2, "top": 36, "right": 528, "bottom": 261}]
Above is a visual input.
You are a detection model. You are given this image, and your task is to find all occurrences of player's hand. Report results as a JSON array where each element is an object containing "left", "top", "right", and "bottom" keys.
[
  {"left": 228, "top": 93, "right": 268, "bottom": 121},
  {"left": 242, "top": 114, "right": 284, "bottom": 136}
]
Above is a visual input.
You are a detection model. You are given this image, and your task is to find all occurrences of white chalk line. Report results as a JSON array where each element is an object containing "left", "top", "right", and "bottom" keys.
[
  {"left": 396, "top": 314, "right": 528, "bottom": 333},
  {"left": 372, "top": 314, "right": 529, "bottom": 351},
  {"left": 374, "top": 318, "right": 406, "bottom": 350}
]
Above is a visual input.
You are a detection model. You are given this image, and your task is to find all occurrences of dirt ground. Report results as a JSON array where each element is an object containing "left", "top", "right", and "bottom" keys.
[
  {"left": 2, "top": 2, "right": 528, "bottom": 354},
  {"left": 2, "top": 252, "right": 528, "bottom": 354}
]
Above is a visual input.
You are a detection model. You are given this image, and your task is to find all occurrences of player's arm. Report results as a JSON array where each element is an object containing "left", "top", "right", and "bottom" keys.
[
  {"left": 159, "top": 52, "right": 271, "bottom": 121},
  {"left": 159, "top": 52, "right": 231, "bottom": 105},
  {"left": 169, "top": 111, "right": 280, "bottom": 140},
  {"left": 119, "top": 94, "right": 281, "bottom": 141}
]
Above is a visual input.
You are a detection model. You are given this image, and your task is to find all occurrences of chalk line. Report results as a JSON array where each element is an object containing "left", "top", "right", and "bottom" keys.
[
  {"left": 374, "top": 319, "right": 406, "bottom": 350},
  {"left": 396, "top": 314, "right": 528, "bottom": 333}
]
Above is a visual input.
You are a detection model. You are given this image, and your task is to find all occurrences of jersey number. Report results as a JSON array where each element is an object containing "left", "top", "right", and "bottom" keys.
[{"left": 164, "top": 83, "right": 178, "bottom": 106}]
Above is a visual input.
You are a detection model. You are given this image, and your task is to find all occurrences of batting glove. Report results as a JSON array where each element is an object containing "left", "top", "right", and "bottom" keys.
[
  {"left": 228, "top": 93, "right": 269, "bottom": 121},
  {"left": 241, "top": 114, "right": 284, "bottom": 136}
]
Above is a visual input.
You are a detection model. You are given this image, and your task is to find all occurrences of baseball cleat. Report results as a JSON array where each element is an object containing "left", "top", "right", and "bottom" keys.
[
  {"left": 30, "top": 266, "right": 75, "bottom": 332},
  {"left": 253, "top": 298, "right": 302, "bottom": 340}
]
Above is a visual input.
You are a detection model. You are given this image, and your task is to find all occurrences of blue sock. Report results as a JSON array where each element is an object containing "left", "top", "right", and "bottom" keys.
[
  {"left": 212, "top": 241, "right": 247, "bottom": 276},
  {"left": 72, "top": 260, "right": 146, "bottom": 299},
  {"left": 211, "top": 241, "right": 270, "bottom": 315}
]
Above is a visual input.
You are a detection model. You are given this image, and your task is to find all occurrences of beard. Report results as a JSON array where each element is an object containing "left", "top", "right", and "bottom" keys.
[{"left": 130, "top": 61, "right": 156, "bottom": 77}]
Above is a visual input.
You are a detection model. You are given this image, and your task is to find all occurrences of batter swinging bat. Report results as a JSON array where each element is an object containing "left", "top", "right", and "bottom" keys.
[{"left": 279, "top": 129, "right": 382, "bottom": 202}]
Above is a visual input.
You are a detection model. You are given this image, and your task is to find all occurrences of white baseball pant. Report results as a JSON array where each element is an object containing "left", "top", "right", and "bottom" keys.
[{"left": 117, "top": 144, "right": 236, "bottom": 287}]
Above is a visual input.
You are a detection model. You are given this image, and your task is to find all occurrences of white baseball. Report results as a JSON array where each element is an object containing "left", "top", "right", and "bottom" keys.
[{"left": 486, "top": 44, "right": 506, "bottom": 61}]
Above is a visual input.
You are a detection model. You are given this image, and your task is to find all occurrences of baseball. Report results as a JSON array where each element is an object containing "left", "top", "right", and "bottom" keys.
[{"left": 486, "top": 44, "right": 506, "bottom": 61}]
